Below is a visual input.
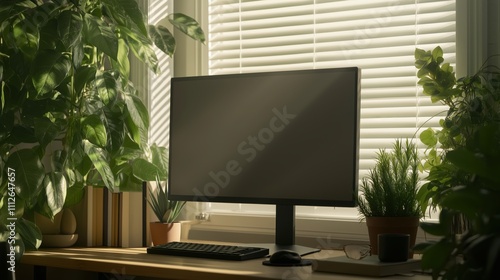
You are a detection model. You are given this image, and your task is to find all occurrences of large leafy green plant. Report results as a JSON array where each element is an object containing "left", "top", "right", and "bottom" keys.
[
  {"left": 0, "top": 0, "right": 204, "bottom": 254},
  {"left": 415, "top": 46, "right": 500, "bottom": 213},
  {"left": 414, "top": 46, "right": 500, "bottom": 279}
]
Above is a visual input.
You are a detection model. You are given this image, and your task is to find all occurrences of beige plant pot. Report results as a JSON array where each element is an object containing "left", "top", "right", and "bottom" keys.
[
  {"left": 365, "top": 216, "right": 420, "bottom": 259},
  {"left": 36, "top": 209, "right": 78, "bottom": 248},
  {"left": 150, "top": 222, "right": 181, "bottom": 246}
]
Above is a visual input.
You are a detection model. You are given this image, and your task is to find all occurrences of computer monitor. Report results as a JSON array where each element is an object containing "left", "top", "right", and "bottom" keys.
[{"left": 169, "top": 67, "right": 361, "bottom": 255}]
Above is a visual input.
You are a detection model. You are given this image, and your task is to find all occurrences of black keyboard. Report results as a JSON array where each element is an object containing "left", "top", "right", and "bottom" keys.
[{"left": 147, "top": 241, "right": 269, "bottom": 261}]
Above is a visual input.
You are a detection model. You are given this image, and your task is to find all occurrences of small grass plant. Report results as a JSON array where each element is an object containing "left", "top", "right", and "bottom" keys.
[
  {"left": 357, "top": 139, "right": 421, "bottom": 218},
  {"left": 148, "top": 179, "right": 186, "bottom": 223}
]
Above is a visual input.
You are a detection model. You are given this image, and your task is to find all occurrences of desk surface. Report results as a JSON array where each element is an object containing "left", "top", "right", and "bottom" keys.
[{"left": 22, "top": 247, "right": 430, "bottom": 280}]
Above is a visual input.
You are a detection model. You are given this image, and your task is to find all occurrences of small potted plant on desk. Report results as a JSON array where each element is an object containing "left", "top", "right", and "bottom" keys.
[
  {"left": 148, "top": 178, "right": 186, "bottom": 246},
  {"left": 357, "top": 139, "right": 422, "bottom": 258}
]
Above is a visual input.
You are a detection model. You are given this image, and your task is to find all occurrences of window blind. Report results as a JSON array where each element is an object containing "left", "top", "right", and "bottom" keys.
[{"left": 207, "top": 0, "right": 456, "bottom": 217}]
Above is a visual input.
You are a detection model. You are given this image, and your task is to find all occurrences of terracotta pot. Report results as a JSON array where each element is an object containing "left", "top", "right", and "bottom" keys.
[
  {"left": 365, "top": 216, "right": 419, "bottom": 259},
  {"left": 150, "top": 222, "right": 181, "bottom": 246}
]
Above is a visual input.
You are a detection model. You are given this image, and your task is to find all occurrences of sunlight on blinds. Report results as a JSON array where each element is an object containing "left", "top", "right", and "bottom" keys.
[{"left": 148, "top": 0, "right": 173, "bottom": 147}]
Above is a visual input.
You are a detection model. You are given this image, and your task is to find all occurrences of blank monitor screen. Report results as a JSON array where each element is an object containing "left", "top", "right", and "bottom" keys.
[{"left": 169, "top": 67, "right": 360, "bottom": 207}]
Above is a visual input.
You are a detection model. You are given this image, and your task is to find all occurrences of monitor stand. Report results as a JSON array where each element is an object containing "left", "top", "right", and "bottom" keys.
[{"left": 247, "top": 204, "right": 321, "bottom": 256}]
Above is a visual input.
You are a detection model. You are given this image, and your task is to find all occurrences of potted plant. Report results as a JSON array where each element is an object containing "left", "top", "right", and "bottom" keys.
[
  {"left": 0, "top": 0, "right": 204, "bottom": 256},
  {"left": 357, "top": 139, "right": 422, "bottom": 258},
  {"left": 414, "top": 46, "right": 500, "bottom": 279},
  {"left": 148, "top": 178, "right": 186, "bottom": 246}
]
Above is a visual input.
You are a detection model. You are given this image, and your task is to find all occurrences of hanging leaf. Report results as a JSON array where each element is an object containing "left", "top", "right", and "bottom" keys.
[
  {"left": 132, "top": 158, "right": 160, "bottom": 182},
  {"left": 102, "top": 0, "right": 148, "bottom": 36},
  {"left": 6, "top": 149, "right": 45, "bottom": 209},
  {"left": 447, "top": 148, "right": 496, "bottom": 182},
  {"left": 151, "top": 144, "right": 168, "bottom": 180},
  {"left": 95, "top": 70, "right": 119, "bottom": 106},
  {"left": 16, "top": 218, "right": 42, "bottom": 251},
  {"left": 43, "top": 171, "right": 68, "bottom": 217},
  {"left": 420, "top": 238, "right": 455, "bottom": 277},
  {"left": 124, "top": 110, "right": 142, "bottom": 146},
  {"left": 83, "top": 140, "right": 115, "bottom": 191},
  {"left": 31, "top": 50, "right": 71, "bottom": 97},
  {"left": 168, "top": 13, "right": 206, "bottom": 44},
  {"left": 124, "top": 92, "right": 149, "bottom": 130},
  {"left": 121, "top": 26, "right": 159, "bottom": 73},
  {"left": 72, "top": 36, "right": 84, "bottom": 68},
  {"left": 58, "top": 10, "right": 83, "bottom": 49},
  {"left": 12, "top": 17, "right": 39, "bottom": 59},
  {"left": 81, "top": 115, "right": 108, "bottom": 148},
  {"left": 114, "top": 38, "right": 130, "bottom": 79},
  {"left": 83, "top": 14, "right": 118, "bottom": 61},
  {"left": 149, "top": 24, "right": 175, "bottom": 57},
  {"left": 64, "top": 185, "right": 85, "bottom": 207},
  {"left": 34, "top": 117, "right": 61, "bottom": 149},
  {"left": 74, "top": 66, "right": 97, "bottom": 96},
  {"left": 102, "top": 107, "right": 126, "bottom": 154},
  {"left": 0, "top": 1, "right": 36, "bottom": 25}
]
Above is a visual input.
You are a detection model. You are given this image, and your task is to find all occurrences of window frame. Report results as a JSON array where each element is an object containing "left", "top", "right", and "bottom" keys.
[{"left": 169, "top": 0, "right": 485, "bottom": 245}]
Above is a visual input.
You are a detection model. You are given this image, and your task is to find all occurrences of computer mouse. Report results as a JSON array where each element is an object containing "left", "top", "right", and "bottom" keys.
[
  {"left": 269, "top": 250, "right": 302, "bottom": 264},
  {"left": 262, "top": 250, "right": 313, "bottom": 266}
]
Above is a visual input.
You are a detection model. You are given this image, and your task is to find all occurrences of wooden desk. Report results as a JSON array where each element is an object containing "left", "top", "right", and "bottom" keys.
[{"left": 21, "top": 247, "right": 430, "bottom": 280}]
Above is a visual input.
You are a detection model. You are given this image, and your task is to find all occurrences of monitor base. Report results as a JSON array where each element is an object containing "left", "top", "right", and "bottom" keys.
[{"left": 246, "top": 243, "right": 321, "bottom": 256}]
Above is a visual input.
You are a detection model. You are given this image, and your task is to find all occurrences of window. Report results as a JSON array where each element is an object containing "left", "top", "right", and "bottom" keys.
[{"left": 204, "top": 0, "right": 457, "bottom": 221}]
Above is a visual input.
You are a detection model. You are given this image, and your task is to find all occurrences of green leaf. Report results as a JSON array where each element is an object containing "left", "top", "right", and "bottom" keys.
[
  {"left": 124, "top": 92, "right": 149, "bottom": 130},
  {"left": 6, "top": 149, "right": 45, "bottom": 209},
  {"left": 420, "top": 238, "right": 455, "bottom": 274},
  {"left": 31, "top": 50, "right": 71, "bottom": 97},
  {"left": 413, "top": 241, "right": 434, "bottom": 253},
  {"left": 103, "top": 0, "right": 148, "bottom": 35},
  {"left": 83, "top": 140, "right": 115, "bottom": 191},
  {"left": 420, "top": 221, "right": 450, "bottom": 237},
  {"left": 151, "top": 144, "right": 168, "bottom": 180},
  {"left": 149, "top": 24, "right": 175, "bottom": 57},
  {"left": 95, "top": 70, "right": 119, "bottom": 105},
  {"left": 0, "top": 1, "right": 36, "bottom": 25},
  {"left": 419, "top": 128, "right": 438, "bottom": 147},
  {"left": 72, "top": 36, "right": 84, "bottom": 68},
  {"left": 34, "top": 117, "right": 61, "bottom": 149},
  {"left": 414, "top": 48, "right": 430, "bottom": 69},
  {"left": 58, "top": 10, "right": 83, "bottom": 49},
  {"left": 121, "top": 26, "right": 159, "bottom": 73},
  {"left": 102, "top": 107, "right": 126, "bottom": 154},
  {"left": 64, "top": 185, "right": 85, "bottom": 207},
  {"left": 81, "top": 115, "right": 108, "bottom": 148},
  {"left": 168, "top": 13, "right": 206, "bottom": 44},
  {"left": 115, "top": 38, "right": 130, "bottom": 79},
  {"left": 447, "top": 148, "right": 496, "bottom": 181},
  {"left": 74, "top": 66, "right": 97, "bottom": 96},
  {"left": 12, "top": 17, "right": 39, "bottom": 59},
  {"left": 132, "top": 158, "right": 160, "bottom": 182},
  {"left": 440, "top": 186, "right": 499, "bottom": 217},
  {"left": 431, "top": 46, "right": 443, "bottom": 61},
  {"left": 83, "top": 14, "right": 118, "bottom": 60},
  {"left": 476, "top": 124, "right": 500, "bottom": 159},
  {"left": 124, "top": 110, "right": 141, "bottom": 145},
  {"left": 43, "top": 171, "right": 67, "bottom": 217},
  {"left": 16, "top": 218, "right": 42, "bottom": 251}
]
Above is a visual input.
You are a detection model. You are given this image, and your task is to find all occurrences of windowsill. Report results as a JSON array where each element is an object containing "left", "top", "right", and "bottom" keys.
[{"left": 186, "top": 213, "right": 438, "bottom": 250}]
